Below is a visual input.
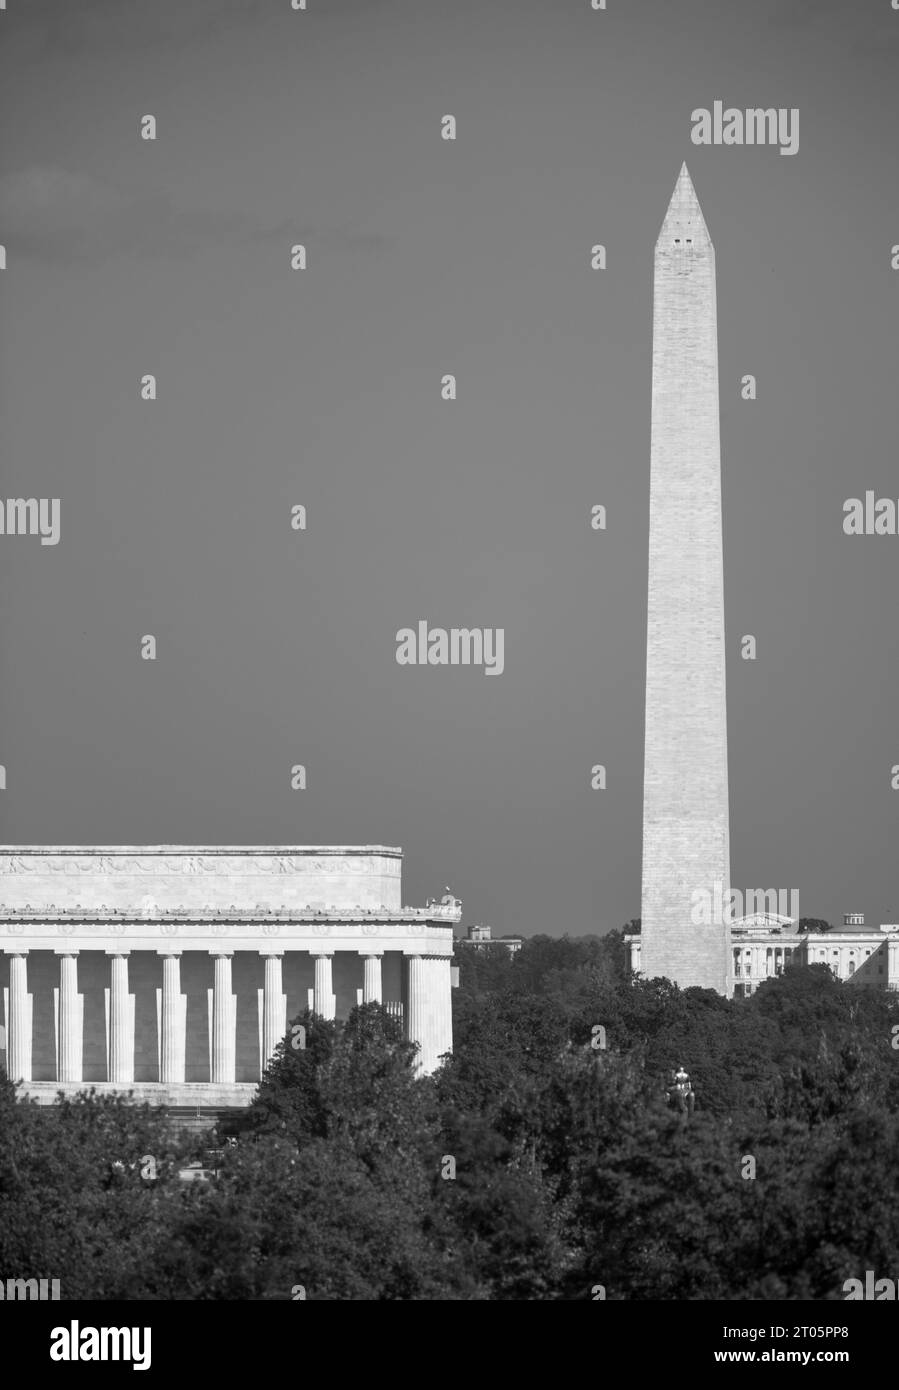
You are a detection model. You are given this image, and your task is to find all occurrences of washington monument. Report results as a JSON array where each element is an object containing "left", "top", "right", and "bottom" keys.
[{"left": 640, "top": 165, "right": 731, "bottom": 995}]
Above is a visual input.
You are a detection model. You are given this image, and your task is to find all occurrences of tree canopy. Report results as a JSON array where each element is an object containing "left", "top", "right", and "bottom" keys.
[{"left": 2, "top": 932, "right": 898, "bottom": 1299}]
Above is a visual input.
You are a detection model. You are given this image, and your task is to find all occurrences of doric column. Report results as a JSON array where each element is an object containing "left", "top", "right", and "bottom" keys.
[
  {"left": 888, "top": 937, "right": 899, "bottom": 991},
  {"left": 159, "top": 952, "right": 185, "bottom": 1084},
  {"left": 107, "top": 951, "right": 133, "bottom": 1085},
  {"left": 56, "top": 951, "right": 82, "bottom": 1084},
  {"left": 362, "top": 952, "right": 383, "bottom": 1004},
  {"left": 313, "top": 953, "right": 335, "bottom": 1020},
  {"left": 405, "top": 954, "right": 453, "bottom": 1075},
  {"left": 5, "top": 951, "right": 31, "bottom": 1083},
  {"left": 212, "top": 952, "right": 236, "bottom": 1083},
  {"left": 261, "top": 951, "right": 286, "bottom": 1068}
]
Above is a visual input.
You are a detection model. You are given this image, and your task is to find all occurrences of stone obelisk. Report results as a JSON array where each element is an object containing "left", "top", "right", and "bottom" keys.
[{"left": 640, "top": 164, "right": 731, "bottom": 994}]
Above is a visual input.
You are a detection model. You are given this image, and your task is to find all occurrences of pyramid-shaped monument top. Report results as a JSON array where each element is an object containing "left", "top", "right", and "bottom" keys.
[{"left": 656, "top": 162, "right": 712, "bottom": 250}]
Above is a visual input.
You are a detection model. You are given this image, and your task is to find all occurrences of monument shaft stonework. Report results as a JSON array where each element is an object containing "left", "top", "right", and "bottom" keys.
[
  {"left": 640, "top": 166, "right": 731, "bottom": 994},
  {"left": 0, "top": 846, "right": 458, "bottom": 1103}
]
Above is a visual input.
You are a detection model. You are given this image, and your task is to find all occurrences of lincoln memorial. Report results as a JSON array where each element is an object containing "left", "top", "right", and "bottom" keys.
[{"left": 0, "top": 846, "right": 459, "bottom": 1106}]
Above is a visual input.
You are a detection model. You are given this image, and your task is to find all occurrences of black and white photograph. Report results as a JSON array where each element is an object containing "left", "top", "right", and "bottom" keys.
[{"left": 0, "top": 0, "right": 897, "bottom": 1360}]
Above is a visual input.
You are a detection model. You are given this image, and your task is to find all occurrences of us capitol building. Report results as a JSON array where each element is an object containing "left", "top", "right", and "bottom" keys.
[
  {"left": 0, "top": 845, "right": 459, "bottom": 1106},
  {"left": 626, "top": 912, "right": 899, "bottom": 995}
]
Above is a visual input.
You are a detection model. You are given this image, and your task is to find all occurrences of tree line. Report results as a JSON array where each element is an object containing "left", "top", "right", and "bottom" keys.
[{"left": 2, "top": 930, "right": 898, "bottom": 1299}]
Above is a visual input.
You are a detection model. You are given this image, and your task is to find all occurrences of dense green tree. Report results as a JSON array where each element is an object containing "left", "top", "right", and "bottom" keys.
[
  {"left": 3, "top": 939, "right": 898, "bottom": 1300},
  {"left": 453, "top": 941, "right": 515, "bottom": 995},
  {"left": 0, "top": 1079, "right": 189, "bottom": 1299}
]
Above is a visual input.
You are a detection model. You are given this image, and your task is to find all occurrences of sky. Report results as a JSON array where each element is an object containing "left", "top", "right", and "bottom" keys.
[{"left": 0, "top": 0, "right": 897, "bottom": 937}]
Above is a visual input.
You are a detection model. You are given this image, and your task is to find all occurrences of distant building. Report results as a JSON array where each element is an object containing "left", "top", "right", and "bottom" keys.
[
  {"left": 625, "top": 912, "right": 899, "bottom": 995},
  {"left": 457, "top": 924, "right": 522, "bottom": 955},
  {"left": 0, "top": 845, "right": 461, "bottom": 1108}
]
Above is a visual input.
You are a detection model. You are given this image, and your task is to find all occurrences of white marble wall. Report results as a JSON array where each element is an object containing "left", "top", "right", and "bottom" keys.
[{"left": 0, "top": 846, "right": 460, "bottom": 1098}]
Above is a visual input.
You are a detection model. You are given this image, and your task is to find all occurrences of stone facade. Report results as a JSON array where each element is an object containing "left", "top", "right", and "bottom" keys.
[
  {"left": 640, "top": 165, "right": 731, "bottom": 995},
  {"left": 457, "top": 924, "right": 522, "bottom": 954},
  {"left": 0, "top": 846, "right": 460, "bottom": 1105},
  {"left": 626, "top": 913, "right": 899, "bottom": 993}
]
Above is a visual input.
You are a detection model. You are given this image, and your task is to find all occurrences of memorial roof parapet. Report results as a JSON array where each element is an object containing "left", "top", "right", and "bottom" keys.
[{"left": 0, "top": 903, "right": 461, "bottom": 923}]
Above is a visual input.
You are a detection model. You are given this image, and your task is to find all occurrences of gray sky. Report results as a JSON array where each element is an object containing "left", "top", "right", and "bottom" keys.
[{"left": 1, "top": 0, "right": 897, "bottom": 936}]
